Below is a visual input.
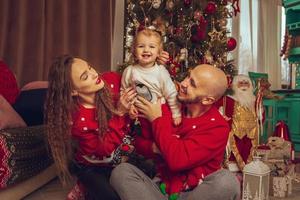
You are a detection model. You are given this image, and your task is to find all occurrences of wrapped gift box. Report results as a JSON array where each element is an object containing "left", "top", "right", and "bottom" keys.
[
  {"left": 268, "top": 162, "right": 295, "bottom": 198},
  {"left": 270, "top": 175, "right": 293, "bottom": 198},
  {"left": 256, "top": 144, "right": 271, "bottom": 161}
]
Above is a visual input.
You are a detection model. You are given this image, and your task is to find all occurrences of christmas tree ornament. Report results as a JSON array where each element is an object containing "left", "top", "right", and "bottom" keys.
[
  {"left": 139, "top": 0, "right": 147, "bottom": 6},
  {"left": 193, "top": 47, "right": 204, "bottom": 63},
  {"left": 227, "top": 37, "right": 237, "bottom": 51},
  {"left": 152, "top": 0, "right": 162, "bottom": 9},
  {"left": 167, "top": 25, "right": 175, "bottom": 36},
  {"left": 222, "top": 7, "right": 233, "bottom": 18},
  {"left": 128, "top": 2, "right": 135, "bottom": 12},
  {"left": 184, "top": 0, "right": 192, "bottom": 7},
  {"left": 208, "top": 27, "right": 223, "bottom": 41},
  {"left": 231, "top": 0, "right": 240, "bottom": 16},
  {"left": 125, "top": 35, "right": 133, "bottom": 47},
  {"left": 205, "top": 1, "right": 217, "bottom": 15},
  {"left": 168, "top": 59, "right": 181, "bottom": 78},
  {"left": 152, "top": 16, "right": 167, "bottom": 35},
  {"left": 190, "top": 22, "right": 207, "bottom": 42},
  {"left": 166, "top": 0, "right": 175, "bottom": 11},
  {"left": 193, "top": 10, "right": 203, "bottom": 21},
  {"left": 175, "top": 26, "right": 184, "bottom": 36},
  {"left": 219, "top": 19, "right": 227, "bottom": 27},
  {"left": 178, "top": 48, "right": 188, "bottom": 62},
  {"left": 220, "top": 0, "right": 228, "bottom": 5},
  {"left": 204, "top": 50, "right": 214, "bottom": 64}
]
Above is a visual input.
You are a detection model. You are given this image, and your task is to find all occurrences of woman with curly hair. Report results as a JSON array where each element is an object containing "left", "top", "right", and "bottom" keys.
[{"left": 44, "top": 55, "right": 136, "bottom": 200}]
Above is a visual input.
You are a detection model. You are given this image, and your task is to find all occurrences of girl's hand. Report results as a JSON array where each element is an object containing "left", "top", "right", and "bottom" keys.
[{"left": 152, "top": 142, "right": 161, "bottom": 154}]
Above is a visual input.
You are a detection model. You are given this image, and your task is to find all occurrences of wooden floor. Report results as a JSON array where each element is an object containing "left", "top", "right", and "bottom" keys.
[{"left": 22, "top": 175, "right": 300, "bottom": 200}]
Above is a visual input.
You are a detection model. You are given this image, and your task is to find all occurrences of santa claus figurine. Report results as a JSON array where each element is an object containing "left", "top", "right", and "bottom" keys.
[{"left": 216, "top": 74, "right": 261, "bottom": 171}]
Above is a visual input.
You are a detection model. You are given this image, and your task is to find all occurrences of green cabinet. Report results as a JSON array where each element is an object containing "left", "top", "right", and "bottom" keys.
[
  {"left": 283, "top": 0, "right": 300, "bottom": 35},
  {"left": 283, "top": 0, "right": 300, "bottom": 89},
  {"left": 263, "top": 90, "right": 300, "bottom": 151}
]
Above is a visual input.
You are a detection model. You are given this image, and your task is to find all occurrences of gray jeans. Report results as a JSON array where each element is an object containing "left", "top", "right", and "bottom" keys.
[{"left": 110, "top": 163, "right": 240, "bottom": 200}]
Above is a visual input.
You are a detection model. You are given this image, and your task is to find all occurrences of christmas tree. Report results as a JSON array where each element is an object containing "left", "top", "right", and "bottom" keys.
[{"left": 122, "top": 0, "right": 240, "bottom": 81}]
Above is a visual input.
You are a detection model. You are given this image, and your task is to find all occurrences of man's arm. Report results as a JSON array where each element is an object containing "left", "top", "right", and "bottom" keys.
[
  {"left": 135, "top": 96, "right": 229, "bottom": 171},
  {"left": 152, "top": 117, "right": 229, "bottom": 171}
]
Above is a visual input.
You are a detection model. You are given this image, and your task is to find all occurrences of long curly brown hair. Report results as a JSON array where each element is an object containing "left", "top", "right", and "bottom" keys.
[{"left": 44, "top": 55, "right": 118, "bottom": 186}]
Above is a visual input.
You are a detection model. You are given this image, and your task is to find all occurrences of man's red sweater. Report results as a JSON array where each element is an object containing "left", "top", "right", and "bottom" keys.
[{"left": 136, "top": 106, "right": 230, "bottom": 194}]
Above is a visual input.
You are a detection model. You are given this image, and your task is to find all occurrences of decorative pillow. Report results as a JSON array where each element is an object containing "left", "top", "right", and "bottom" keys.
[
  {"left": 13, "top": 89, "right": 47, "bottom": 126},
  {"left": 21, "top": 81, "right": 48, "bottom": 91},
  {"left": 0, "top": 60, "right": 20, "bottom": 104},
  {"left": 0, "top": 95, "right": 26, "bottom": 130}
]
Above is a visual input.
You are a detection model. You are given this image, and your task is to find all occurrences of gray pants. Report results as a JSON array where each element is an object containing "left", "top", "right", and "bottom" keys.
[{"left": 110, "top": 163, "right": 240, "bottom": 200}]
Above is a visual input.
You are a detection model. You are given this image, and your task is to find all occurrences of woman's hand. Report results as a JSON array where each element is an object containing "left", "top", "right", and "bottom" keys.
[
  {"left": 152, "top": 142, "right": 161, "bottom": 154},
  {"left": 135, "top": 96, "right": 162, "bottom": 122},
  {"left": 117, "top": 87, "right": 137, "bottom": 116},
  {"left": 129, "top": 105, "right": 138, "bottom": 119},
  {"left": 157, "top": 51, "right": 170, "bottom": 65}
]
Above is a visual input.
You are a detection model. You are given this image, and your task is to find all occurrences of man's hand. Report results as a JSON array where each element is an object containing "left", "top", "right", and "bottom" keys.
[
  {"left": 157, "top": 51, "right": 170, "bottom": 65},
  {"left": 135, "top": 96, "right": 162, "bottom": 122},
  {"left": 117, "top": 87, "right": 137, "bottom": 115}
]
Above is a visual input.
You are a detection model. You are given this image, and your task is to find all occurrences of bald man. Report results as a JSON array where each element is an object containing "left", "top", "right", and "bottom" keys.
[{"left": 110, "top": 65, "right": 240, "bottom": 200}]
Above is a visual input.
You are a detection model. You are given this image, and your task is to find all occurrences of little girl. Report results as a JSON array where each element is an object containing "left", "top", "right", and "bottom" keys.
[
  {"left": 121, "top": 28, "right": 182, "bottom": 199},
  {"left": 121, "top": 28, "right": 181, "bottom": 125}
]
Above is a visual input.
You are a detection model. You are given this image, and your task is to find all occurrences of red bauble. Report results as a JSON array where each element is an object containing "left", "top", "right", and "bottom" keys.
[
  {"left": 205, "top": 2, "right": 217, "bottom": 14},
  {"left": 190, "top": 35, "right": 200, "bottom": 43},
  {"left": 194, "top": 10, "right": 202, "bottom": 21},
  {"left": 196, "top": 29, "right": 206, "bottom": 41},
  {"left": 184, "top": 0, "right": 192, "bottom": 6},
  {"left": 175, "top": 27, "right": 184, "bottom": 35},
  {"left": 227, "top": 37, "right": 237, "bottom": 51},
  {"left": 221, "top": 0, "right": 228, "bottom": 5},
  {"left": 190, "top": 23, "right": 207, "bottom": 43},
  {"left": 137, "top": 24, "right": 145, "bottom": 32}
]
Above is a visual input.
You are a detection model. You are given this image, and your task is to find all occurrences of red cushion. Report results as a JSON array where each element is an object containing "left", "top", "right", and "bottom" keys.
[
  {"left": 0, "top": 60, "right": 19, "bottom": 104},
  {"left": 0, "top": 95, "right": 26, "bottom": 129}
]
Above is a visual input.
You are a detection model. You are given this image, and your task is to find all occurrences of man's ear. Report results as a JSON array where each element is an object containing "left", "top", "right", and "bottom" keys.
[
  {"left": 201, "top": 96, "right": 216, "bottom": 105},
  {"left": 71, "top": 90, "right": 78, "bottom": 97}
]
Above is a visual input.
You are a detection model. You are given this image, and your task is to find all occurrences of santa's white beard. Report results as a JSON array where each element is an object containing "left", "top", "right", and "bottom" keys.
[{"left": 232, "top": 88, "right": 256, "bottom": 111}]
